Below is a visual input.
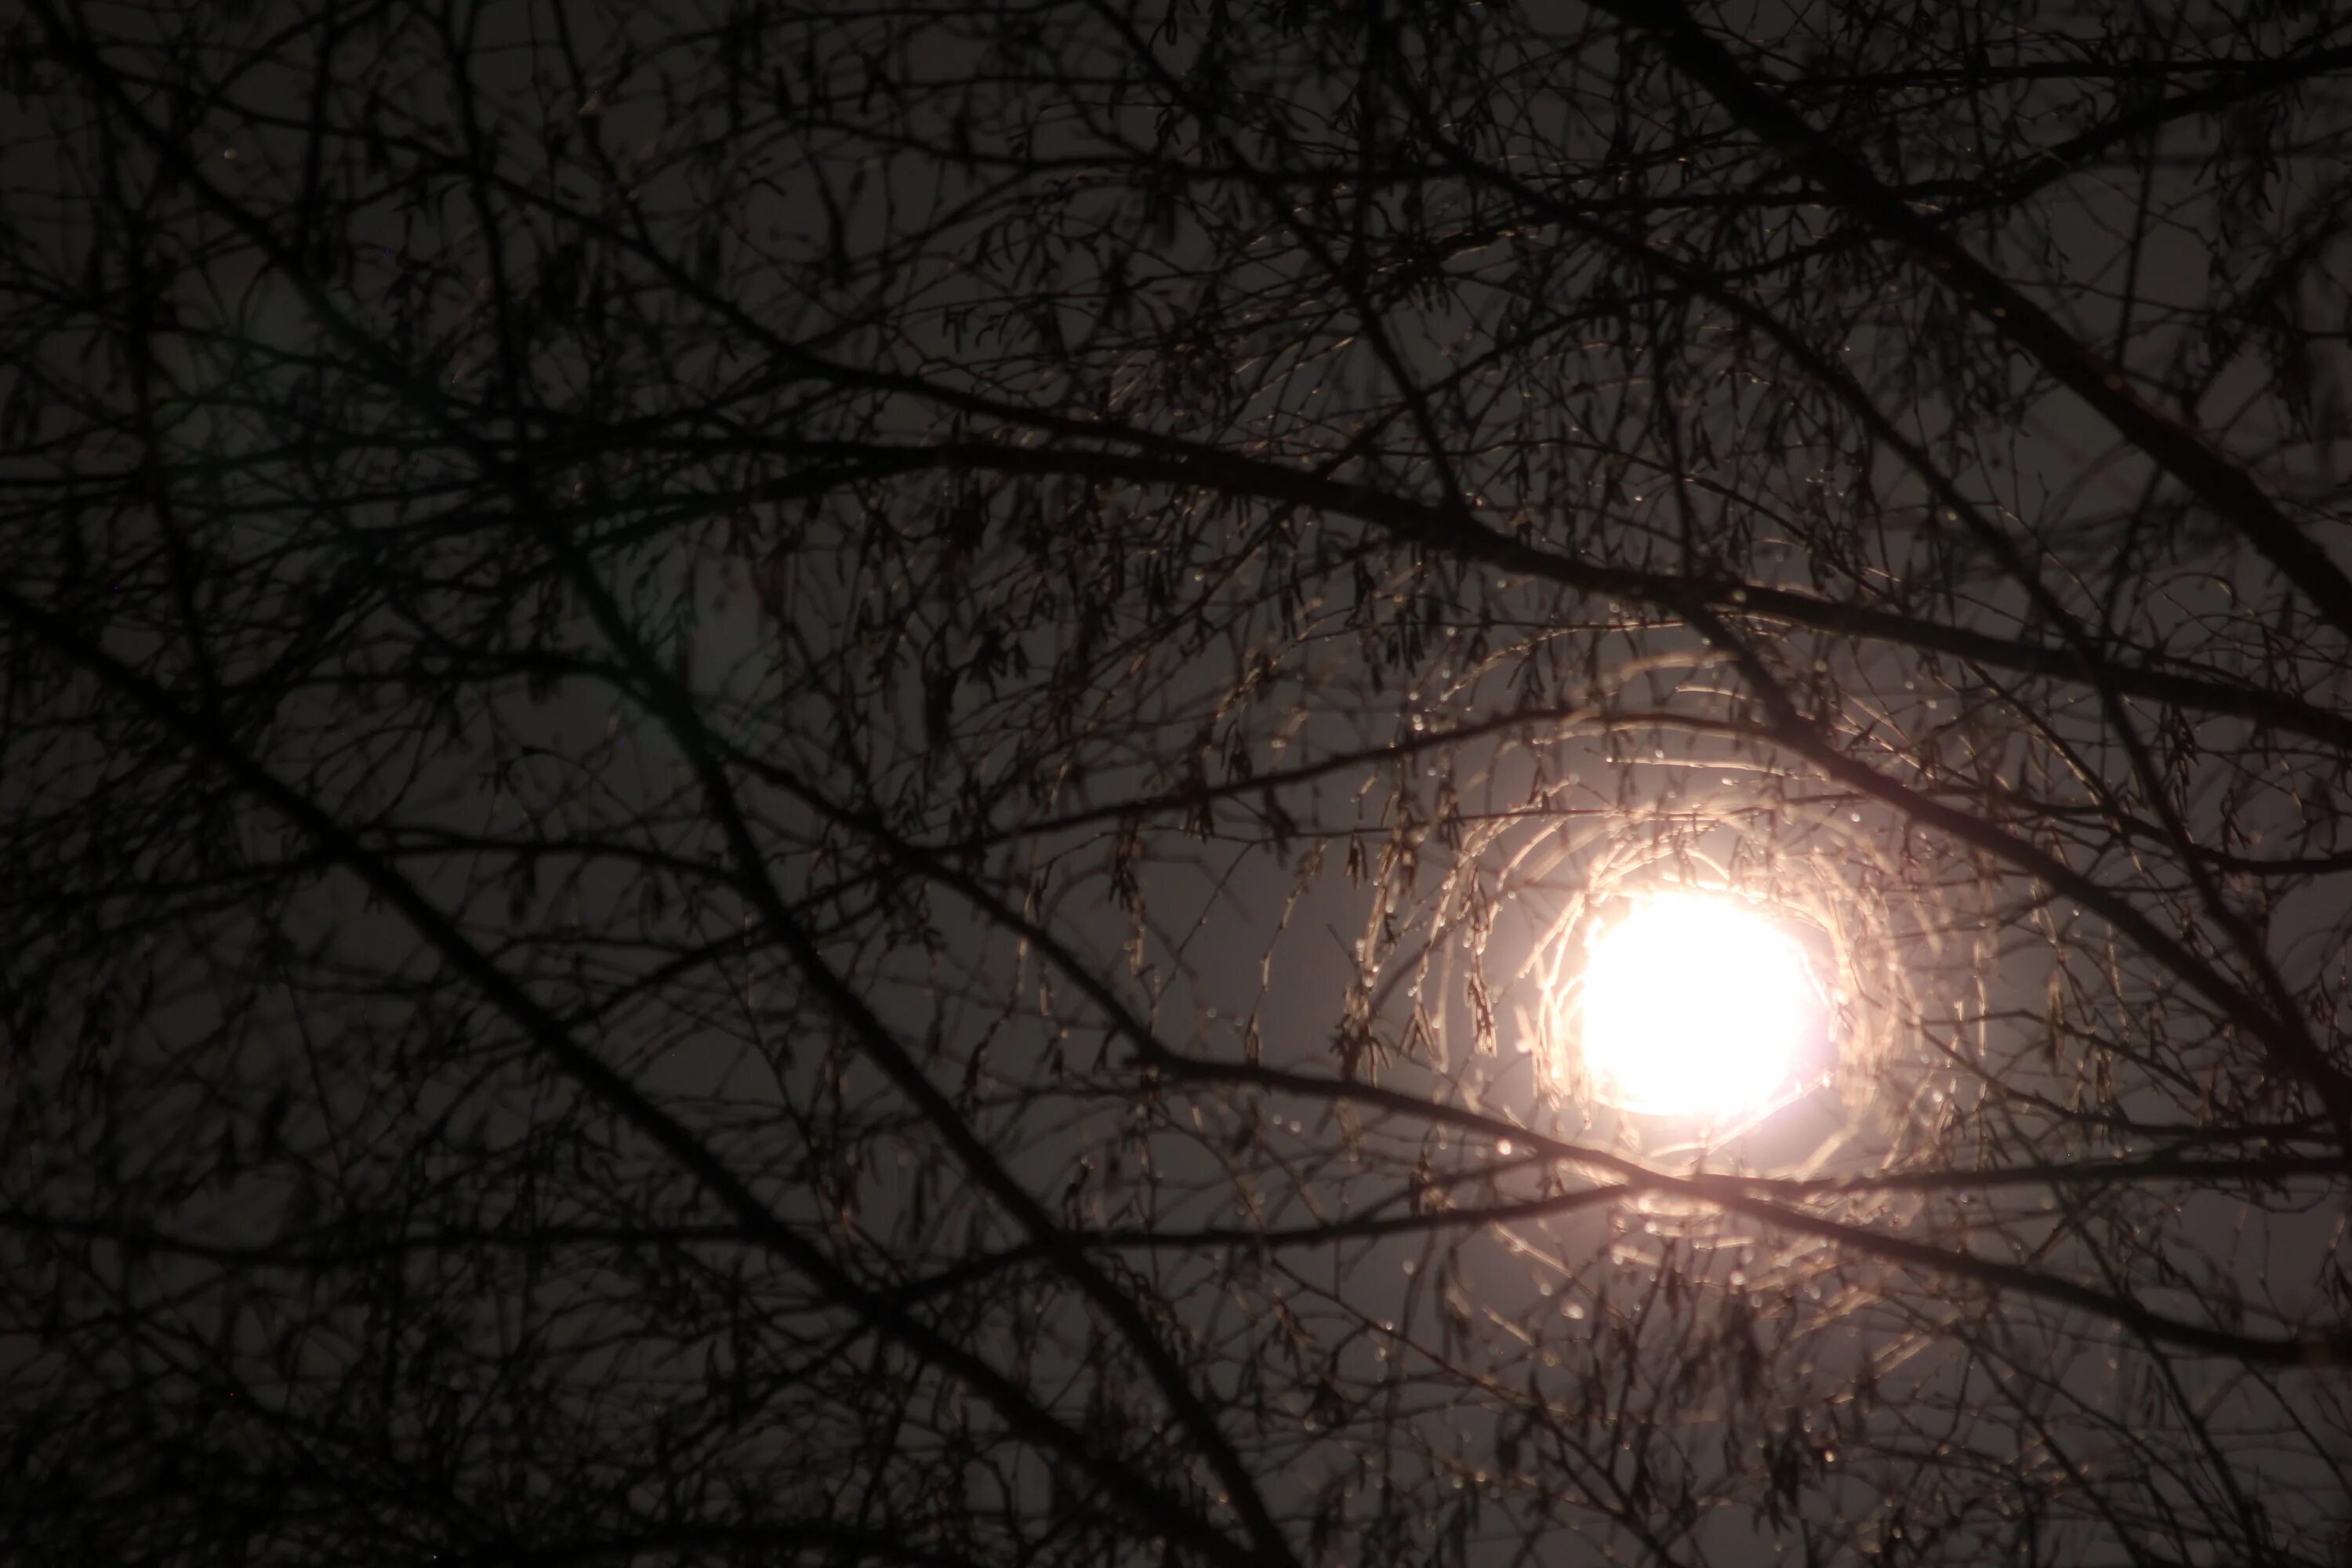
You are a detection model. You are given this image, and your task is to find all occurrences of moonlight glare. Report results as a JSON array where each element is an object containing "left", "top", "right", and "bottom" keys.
[{"left": 1574, "top": 893, "right": 1819, "bottom": 1120}]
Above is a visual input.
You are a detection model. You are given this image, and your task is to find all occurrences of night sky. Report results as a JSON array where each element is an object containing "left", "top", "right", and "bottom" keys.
[{"left": 4, "top": 2, "right": 2350, "bottom": 1566}]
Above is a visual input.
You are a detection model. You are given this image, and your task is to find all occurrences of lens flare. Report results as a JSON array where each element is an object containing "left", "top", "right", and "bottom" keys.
[{"left": 1575, "top": 894, "right": 1817, "bottom": 1118}]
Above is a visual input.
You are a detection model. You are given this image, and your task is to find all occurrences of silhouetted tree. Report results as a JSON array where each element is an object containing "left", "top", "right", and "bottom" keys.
[{"left": 5, "top": 2, "right": 2350, "bottom": 1565}]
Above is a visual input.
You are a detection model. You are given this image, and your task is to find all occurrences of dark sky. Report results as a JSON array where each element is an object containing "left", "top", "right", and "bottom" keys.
[{"left": 4, "top": 2, "right": 2350, "bottom": 1565}]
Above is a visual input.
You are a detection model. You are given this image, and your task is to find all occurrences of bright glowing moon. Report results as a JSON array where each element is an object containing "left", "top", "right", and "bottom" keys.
[{"left": 1575, "top": 894, "right": 1817, "bottom": 1119}]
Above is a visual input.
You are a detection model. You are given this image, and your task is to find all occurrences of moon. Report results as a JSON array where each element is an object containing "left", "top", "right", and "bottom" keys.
[{"left": 1574, "top": 893, "right": 1820, "bottom": 1120}]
